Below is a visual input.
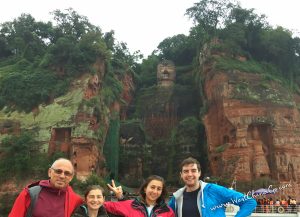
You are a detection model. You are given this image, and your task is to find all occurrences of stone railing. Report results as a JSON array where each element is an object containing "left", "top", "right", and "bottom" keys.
[
  {"left": 253, "top": 205, "right": 299, "bottom": 214},
  {"left": 226, "top": 204, "right": 300, "bottom": 217}
]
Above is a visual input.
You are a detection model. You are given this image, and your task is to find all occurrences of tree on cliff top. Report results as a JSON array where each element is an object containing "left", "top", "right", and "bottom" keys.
[
  {"left": 0, "top": 8, "right": 140, "bottom": 112},
  {"left": 186, "top": 0, "right": 237, "bottom": 37}
]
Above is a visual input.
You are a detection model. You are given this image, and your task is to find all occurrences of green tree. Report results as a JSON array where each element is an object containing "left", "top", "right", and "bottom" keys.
[
  {"left": 138, "top": 54, "right": 160, "bottom": 88},
  {"left": 157, "top": 34, "right": 197, "bottom": 65},
  {"left": 224, "top": 6, "right": 268, "bottom": 59},
  {"left": 112, "top": 41, "right": 142, "bottom": 71},
  {"left": 189, "top": 24, "right": 210, "bottom": 52},
  {"left": 46, "top": 37, "right": 81, "bottom": 74},
  {"left": 0, "top": 133, "right": 49, "bottom": 182},
  {"left": 0, "top": 9, "right": 140, "bottom": 112},
  {"left": 79, "top": 31, "right": 111, "bottom": 63},
  {"left": 186, "top": 0, "right": 237, "bottom": 37},
  {"left": 50, "top": 8, "right": 98, "bottom": 42},
  {"left": 0, "top": 36, "right": 12, "bottom": 58},
  {"left": 103, "top": 30, "right": 116, "bottom": 52},
  {"left": 219, "top": 22, "right": 247, "bottom": 56},
  {"left": 0, "top": 14, "right": 51, "bottom": 61},
  {"left": 259, "top": 27, "right": 295, "bottom": 72}
]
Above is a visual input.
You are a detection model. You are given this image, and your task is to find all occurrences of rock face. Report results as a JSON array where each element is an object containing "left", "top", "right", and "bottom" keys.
[
  {"left": 120, "top": 73, "right": 135, "bottom": 120},
  {"left": 0, "top": 57, "right": 134, "bottom": 182},
  {"left": 201, "top": 42, "right": 300, "bottom": 201},
  {"left": 0, "top": 49, "right": 135, "bottom": 194}
]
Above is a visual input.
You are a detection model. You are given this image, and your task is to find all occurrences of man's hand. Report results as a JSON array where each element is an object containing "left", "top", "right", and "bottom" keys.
[{"left": 107, "top": 179, "right": 123, "bottom": 199}]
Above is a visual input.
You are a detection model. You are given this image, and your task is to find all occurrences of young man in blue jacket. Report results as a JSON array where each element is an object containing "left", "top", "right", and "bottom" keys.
[{"left": 168, "top": 157, "right": 257, "bottom": 217}]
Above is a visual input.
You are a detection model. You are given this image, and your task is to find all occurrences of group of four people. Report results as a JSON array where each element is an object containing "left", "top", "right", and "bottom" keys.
[{"left": 9, "top": 157, "right": 257, "bottom": 217}]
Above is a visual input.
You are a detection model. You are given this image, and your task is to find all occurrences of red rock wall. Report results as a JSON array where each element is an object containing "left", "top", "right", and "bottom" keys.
[
  {"left": 202, "top": 51, "right": 300, "bottom": 201},
  {"left": 48, "top": 128, "right": 72, "bottom": 154},
  {"left": 71, "top": 137, "right": 106, "bottom": 180},
  {"left": 120, "top": 73, "right": 135, "bottom": 120}
]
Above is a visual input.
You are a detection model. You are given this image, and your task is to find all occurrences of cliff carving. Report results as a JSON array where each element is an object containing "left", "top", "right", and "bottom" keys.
[
  {"left": 0, "top": 58, "right": 109, "bottom": 181},
  {"left": 201, "top": 41, "right": 300, "bottom": 201}
]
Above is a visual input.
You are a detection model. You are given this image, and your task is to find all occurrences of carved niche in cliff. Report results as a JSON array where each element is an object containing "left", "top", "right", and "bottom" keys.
[
  {"left": 71, "top": 139, "right": 104, "bottom": 180},
  {"left": 48, "top": 127, "right": 72, "bottom": 154},
  {"left": 247, "top": 124, "right": 273, "bottom": 179}
]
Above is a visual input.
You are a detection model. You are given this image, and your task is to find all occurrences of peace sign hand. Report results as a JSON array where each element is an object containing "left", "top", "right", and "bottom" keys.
[{"left": 107, "top": 179, "right": 123, "bottom": 199}]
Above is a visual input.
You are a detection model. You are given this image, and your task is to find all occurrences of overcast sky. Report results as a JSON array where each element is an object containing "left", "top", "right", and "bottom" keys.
[{"left": 0, "top": 0, "right": 299, "bottom": 57}]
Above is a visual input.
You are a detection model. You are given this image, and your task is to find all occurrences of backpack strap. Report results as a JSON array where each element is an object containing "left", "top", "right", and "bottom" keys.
[{"left": 25, "top": 185, "right": 42, "bottom": 217}]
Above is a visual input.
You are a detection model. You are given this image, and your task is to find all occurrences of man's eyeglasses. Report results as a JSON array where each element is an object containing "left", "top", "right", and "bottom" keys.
[{"left": 51, "top": 168, "right": 73, "bottom": 177}]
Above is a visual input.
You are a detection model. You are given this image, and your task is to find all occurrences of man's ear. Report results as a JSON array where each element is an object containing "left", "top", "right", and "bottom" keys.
[
  {"left": 48, "top": 168, "right": 51, "bottom": 178},
  {"left": 179, "top": 171, "right": 184, "bottom": 178},
  {"left": 179, "top": 173, "right": 184, "bottom": 185}
]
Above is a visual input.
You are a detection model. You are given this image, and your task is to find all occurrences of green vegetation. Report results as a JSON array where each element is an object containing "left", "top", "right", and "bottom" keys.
[
  {"left": 215, "top": 143, "right": 229, "bottom": 153},
  {"left": 103, "top": 117, "right": 120, "bottom": 180},
  {"left": 0, "top": 132, "right": 50, "bottom": 183},
  {"left": 231, "top": 78, "right": 294, "bottom": 106},
  {"left": 71, "top": 173, "right": 107, "bottom": 196},
  {"left": 156, "top": 34, "right": 197, "bottom": 65},
  {"left": 0, "top": 8, "right": 139, "bottom": 112},
  {"left": 134, "top": 86, "right": 173, "bottom": 117},
  {"left": 215, "top": 57, "right": 278, "bottom": 74},
  {"left": 185, "top": 0, "right": 300, "bottom": 90},
  {"left": 0, "top": 192, "right": 19, "bottom": 216},
  {"left": 101, "top": 69, "right": 124, "bottom": 106},
  {"left": 134, "top": 84, "right": 199, "bottom": 119}
]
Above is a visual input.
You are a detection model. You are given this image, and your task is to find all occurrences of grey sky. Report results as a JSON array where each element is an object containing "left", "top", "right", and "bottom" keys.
[{"left": 0, "top": 0, "right": 299, "bottom": 57}]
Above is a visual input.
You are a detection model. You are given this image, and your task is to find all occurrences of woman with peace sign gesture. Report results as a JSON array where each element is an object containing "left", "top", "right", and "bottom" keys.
[
  {"left": 106, "top": 179, "right": 124, "bottom": 200},
  {"left": 104, "top": 175, "right": 174, "bottom": 217}
]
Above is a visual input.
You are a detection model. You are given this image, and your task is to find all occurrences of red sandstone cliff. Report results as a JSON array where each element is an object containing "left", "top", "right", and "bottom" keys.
[
  {"left": 200, "top": 42, "right": 300, "bottom": 200},
  {"left": 0, "top": 57, "right": 135, "bottom": 182}
]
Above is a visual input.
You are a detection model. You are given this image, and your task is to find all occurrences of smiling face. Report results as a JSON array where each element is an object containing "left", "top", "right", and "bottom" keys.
[
  {"left": 144, "top": 180, "right": 163, "bottom": 206},
  {"left": 48, "top": 159, "right": 74, "bottom": 190},
  {"left": 86, "top": 189, "right": 105, "bottom": 210},
  {"left": 180, "top": 163, "right": 201, "bottom": 191}
]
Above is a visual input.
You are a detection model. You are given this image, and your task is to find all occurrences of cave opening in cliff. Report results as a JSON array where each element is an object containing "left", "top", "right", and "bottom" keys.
[{"left": 54, "top": 128, "right": 71, "bottom": 142}]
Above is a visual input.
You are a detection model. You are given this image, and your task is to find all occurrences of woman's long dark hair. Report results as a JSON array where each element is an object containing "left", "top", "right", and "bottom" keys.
[{"left": 139, "top": 175, "right": 167, "bottom": 204}]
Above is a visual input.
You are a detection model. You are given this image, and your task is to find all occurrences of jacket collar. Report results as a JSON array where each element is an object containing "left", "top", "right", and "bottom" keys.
[{"left": 173, "top": 180, "right": 208, "bottom": 208}]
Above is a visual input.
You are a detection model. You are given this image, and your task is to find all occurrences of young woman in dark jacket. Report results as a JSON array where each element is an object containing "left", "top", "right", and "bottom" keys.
[
  {"left": 72, "top": 185, "right": 119, "bottom": 217},
  {"left": 104, "top": 175, "right": 174, "bottom": 217}
]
